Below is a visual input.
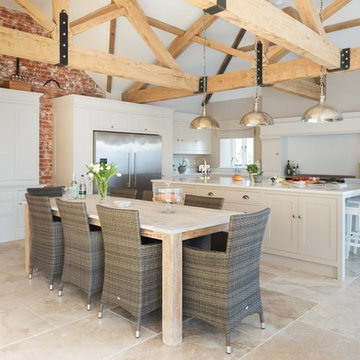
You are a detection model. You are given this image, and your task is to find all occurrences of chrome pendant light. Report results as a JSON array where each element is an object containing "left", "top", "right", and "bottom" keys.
[
  {"left": 190, "top": 12, "right": 219, "bottom": 130},
  {"left": 301, "top": 0, "right": 343, "bottom": 123},
  {"left": 239, "top": 42, "right": 273, "bottom": 127}
]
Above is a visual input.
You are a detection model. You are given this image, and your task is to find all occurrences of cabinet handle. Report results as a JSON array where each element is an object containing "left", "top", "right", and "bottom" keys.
[
  {"left": 298, "top": 215, "right": 302, "bottom": 219},
  {"left": 208, "top": 192, "right": 214, "bottom": 196},
  {"left": 292, "top": 214, "right": 296, "bottom": 218},
  {"left": 242, "top": 195, "right": 249, "bottom": 200}
]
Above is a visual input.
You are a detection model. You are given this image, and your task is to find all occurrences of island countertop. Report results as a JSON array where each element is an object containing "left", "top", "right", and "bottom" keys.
[{"left": 153, "top": 176, "right": 360, "bottom": 197}]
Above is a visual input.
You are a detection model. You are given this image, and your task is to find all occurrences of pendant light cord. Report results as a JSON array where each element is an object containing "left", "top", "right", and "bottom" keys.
[
  {"left": 201, "top": 11, "right": 207, "bottom": 106},
  {"left": 319, "top": 0, "right": 325, "bottom": 98}
]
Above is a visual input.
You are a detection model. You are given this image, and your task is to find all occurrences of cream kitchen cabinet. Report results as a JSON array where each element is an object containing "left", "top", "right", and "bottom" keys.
[
  {"left": 52, "top": 95, "right": 174, "bottom": 187},
  {"left": 173, "top": 112, "right": 211, "bottom": 154},
  {"left": 263, "top": 192, "right": 337, "bottom": 262},
  {"left": 261, "top": 139, "right": 282, "bottom": 176},
  {"left": 0, "top": 88, "right": 40, "bottom": 242}
]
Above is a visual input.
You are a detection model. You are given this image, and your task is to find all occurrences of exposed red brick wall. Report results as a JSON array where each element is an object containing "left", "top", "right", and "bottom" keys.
[{"left": 0, "top": 6, "right": 105, "bottom": 184}]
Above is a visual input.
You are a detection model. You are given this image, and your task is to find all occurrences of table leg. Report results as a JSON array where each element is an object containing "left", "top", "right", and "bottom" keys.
[{"left": 162, "top": 233, "right": 183, "bottom": 346}]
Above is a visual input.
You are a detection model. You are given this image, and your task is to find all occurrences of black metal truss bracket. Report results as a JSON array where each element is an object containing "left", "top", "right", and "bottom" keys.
[
  {"left": 204, "top": 0, "right": 226, "bottom": 15},
  {"left": 327, "top": 48, "right": 350, "bottom": 73},
  {"left": 256, "top": 41, "right": 272, "bottom": 87},
  {"left": 198, "top": 76, "right": 207, "bottom": 93},
  {"left": 57, "top": 9, "right": 68, "bottom": 67}
]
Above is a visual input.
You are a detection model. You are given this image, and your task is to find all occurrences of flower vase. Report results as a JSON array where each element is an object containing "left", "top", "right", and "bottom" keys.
[{"left": 97, "top": 179, "right": 109, "bottom": 203}]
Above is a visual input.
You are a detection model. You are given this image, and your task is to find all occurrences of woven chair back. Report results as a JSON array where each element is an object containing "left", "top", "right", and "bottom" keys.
[
  {"left": 25, "top": 193, "right": 54, "bottom": 226},
  {"left": 184, "top": 194, "right": 224, "bottom": 209},
  {"left": 109, "top": 187, "right": 138, "bottom": 199},
  {"left": 27, "top": 186, "right": 65, "bottom": 197},
  {"left": 141, "top": 190, "right": 153, "bottom": 201},
  {"left": 96, "top": 205, "right": 142, "bottom": 251},
  {"left": 226, "top": 208, "right": 270, "bottom": 272}
]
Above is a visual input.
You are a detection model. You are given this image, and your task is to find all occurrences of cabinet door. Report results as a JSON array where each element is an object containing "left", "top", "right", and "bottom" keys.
[
  {"left": 298, "top": 196, "right": 337, "bottom": 261},
  {"left": 261, "top": 139, "right": 281, "bottom": 176},
  {"left": 263, "top": 193, "right": 298, "bottom": 253}
]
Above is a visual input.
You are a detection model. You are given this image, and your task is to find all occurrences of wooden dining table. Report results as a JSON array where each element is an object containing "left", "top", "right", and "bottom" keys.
[{"left": 24, "top": 194, "right": 240, "bottom": 346}]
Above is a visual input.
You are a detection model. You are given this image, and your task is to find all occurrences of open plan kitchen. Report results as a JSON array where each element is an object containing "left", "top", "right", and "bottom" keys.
[{"left": 1, "top": 1, "right": 360, "bottom": 359}]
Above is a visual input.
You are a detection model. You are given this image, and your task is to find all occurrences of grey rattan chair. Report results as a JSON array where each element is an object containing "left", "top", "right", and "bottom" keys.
[
  {"left": 184, "top": 194, "right": 224, "bottom": 249},
  {"left": 109, "top": 187, "right": 137, "bottom": 199},
  {"left": 25, "top": 193, "right": 64, "bottom": 290},
  {"left": 141, "top": 189, "right": 153, "bottom": 201},
  {"left": 56, "top": 198, "right": 104, "bottom": 311},
  {"left": 96, "top": 205, "right": 162, "bottom": 338},
  {"left": 183, "top": 208, "right": 271, "bottom": 354},
  {"left": 184, "top": 194, "right": 224, "bottom": 209},
  {"left": 26, "top": 186, "right": 65, "bottom": 197}
]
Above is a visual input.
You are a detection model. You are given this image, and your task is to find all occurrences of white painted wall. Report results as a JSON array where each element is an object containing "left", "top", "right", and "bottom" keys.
[{"left": 286, "top": 134, "right": 360, "bottom": 177}]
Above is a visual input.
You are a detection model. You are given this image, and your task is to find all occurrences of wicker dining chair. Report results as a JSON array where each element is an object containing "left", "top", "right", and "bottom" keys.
[
  {"left": 25, "top": 193, "right": 64, "bottom": 290},
  {"left": 26, "top": 186, "right": 65, "bottom": 197},
  {"left": 56, "top": 198, "right": 104, "bottom": 311},
  {"left": 96, "top": 205, "right": 162, "bottom": 338},
  {"left": 183, "top": 207, "right": 271, "bottom": 354},
  {"left": 109, "top": 187, "right": 137, "bottom": 199},
  {"left": 184, "top": 194, "right": 225, "bottom": 249},
  {"left": 141, "top": 189, "right": 153, "bottom": 201},
  {"left": 184, "top": 194, "right": 224, "bottom": 210}
]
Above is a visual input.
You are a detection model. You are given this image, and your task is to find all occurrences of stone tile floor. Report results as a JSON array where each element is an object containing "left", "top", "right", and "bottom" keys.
[{"left": 1, "top": 240, "right": 360, "bottom": 359}]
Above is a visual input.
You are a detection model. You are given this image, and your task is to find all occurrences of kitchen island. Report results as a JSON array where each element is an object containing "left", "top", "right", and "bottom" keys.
[{"left": 153, "top": 176, "right": 360, "bottom": 279}]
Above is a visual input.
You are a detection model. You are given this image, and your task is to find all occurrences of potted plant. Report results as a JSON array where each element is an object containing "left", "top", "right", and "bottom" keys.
[
  {"left": 178, "top": 159, "right": 187, "bottom": 174},
  {"left": 247, "top": 163, "right": 263, "bottom": 183}
]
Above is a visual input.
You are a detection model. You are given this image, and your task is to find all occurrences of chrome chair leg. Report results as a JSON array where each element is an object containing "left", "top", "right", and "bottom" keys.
[
  {"left": 49, "top": 275, "right": 54, "bottom": 290},
  {"left": 225, "top": 332, "right": 231, "bottom": 354},
  {"left": 58, "top": 281, "right": 64, "bottom": 296},
  {"left": 136, "top": 318, "right": 141, "bottom": 338},
  {"left": 259, "top": 312, "right": 266, "bottom": 329},
  {"left": 98, "top": 303, "right": 104, "bottom": 318},
  {"left": 87, "top": 295, "right": 92, "bottom": 311},
  {"left": 28, "top": 267, "right": 33, "bottom": 280}
]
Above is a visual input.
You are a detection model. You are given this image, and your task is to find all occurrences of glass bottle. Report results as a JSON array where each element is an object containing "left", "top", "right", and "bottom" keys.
[
  {"left": 296, "top": 164, "right": 300, "bottom": 175},
  {"left": 286, "top": 160, "right": 292, "bottom": 176},
  {"left": 79, "top": 174, "right": 86, "bottom": 199},
  {"left": 70, "top": 173, "right": 79, "bottom": 199}
]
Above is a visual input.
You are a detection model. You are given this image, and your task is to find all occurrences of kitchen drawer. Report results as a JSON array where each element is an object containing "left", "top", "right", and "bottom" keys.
[
  {"left": 197, "top": 187, "right": 262, "bottom": 205},
  {"left": 224, "top": 202, "right": 264, "bottom": 213}
]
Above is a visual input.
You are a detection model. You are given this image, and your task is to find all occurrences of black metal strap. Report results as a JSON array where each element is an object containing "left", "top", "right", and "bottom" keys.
[
  {"left": 256, "top": 41, "right": 272, "bottom": 87},
  {"left": 204, "top": 0, "right": 226, "bottom": 15},
  {"left": 327, "top": 48, "right": 350, "bottom": 73},
  {"left": 198, "top": 76, "right": 207, "bottom": 93},
  {"left": 57, "top": 10, "right": 68, "bottom": 67}
]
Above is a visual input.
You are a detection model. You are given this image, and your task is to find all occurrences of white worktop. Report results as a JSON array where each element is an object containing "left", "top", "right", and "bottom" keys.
[{"left": 154, "top": 175, "right": 360, "bottom": 197}]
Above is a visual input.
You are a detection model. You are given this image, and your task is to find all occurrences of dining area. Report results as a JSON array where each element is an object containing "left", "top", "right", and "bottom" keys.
[{"left": 23, "top": 185, "right": 271, "bottom": 355}]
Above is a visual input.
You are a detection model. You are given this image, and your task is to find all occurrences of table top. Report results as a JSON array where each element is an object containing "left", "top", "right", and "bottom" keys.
[{"left": 50, "top": 195, "right": 240, "bottom": 237}]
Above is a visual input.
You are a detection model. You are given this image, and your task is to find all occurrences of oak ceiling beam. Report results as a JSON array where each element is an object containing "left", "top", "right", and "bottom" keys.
[
  {"left": 293, "top": 0, "right": 326, "bottom": 36},
  {"left": 106, "top": 2, "right": 117, "bottom": 93},
  {"left": 125, "top": 13, "right": 216, "bottom": 93},
  {"left": 325, "top": 18, "right": 360, "bottom": 33},
  {"left": 321, "top": 0, "right": 352, "bottom": 20},
  {"left": 273, "top": 79, "right": 321, "bottom": 100},
  {"left": 185, "top": 0, "right": 340, "bottom": 69},
  {"left": 0, "top": 26, "right": 198, "bottom": 92},
  {"left": 113, "top": 0, "right": 181, "bottom": 71},
  {"left": 122, "top": 47, "right": 360, "bottom": 103},
  {"left": 70, "top": 3, "right": 126, "bottom": 35},
  {"left": 146, "top": 15, "right": 253, "bottom": 62},
  {"left": 14, "top": 0, "right": 56, "bottom": 37}
]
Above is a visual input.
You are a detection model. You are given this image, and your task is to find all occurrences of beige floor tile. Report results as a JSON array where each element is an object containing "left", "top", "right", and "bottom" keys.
[
  {"left": 0, "top": 303, "right": 54, "bottom": 348},
  {"left": 300, "top": 287, "right": 360, "bottom": 340},
  {"left": 242, "top": 321, "right": 360, "bottom": 360},
  {"left": 25, "top": 286, "right": 102, "bottom": 327},
  {"left": 262, "top": 269, "right": 346, "bottom": 302},
  {"left": 0, "top": 311, "right": 155, "bottom": 360}
]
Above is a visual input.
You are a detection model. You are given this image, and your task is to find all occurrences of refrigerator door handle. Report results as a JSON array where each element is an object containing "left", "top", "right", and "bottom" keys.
[
  {"left": 133, "top": 152, "right": 137, "bottom": 187},
  {"left": 127, "top": 152, "right": 131, "bottom": 187}
]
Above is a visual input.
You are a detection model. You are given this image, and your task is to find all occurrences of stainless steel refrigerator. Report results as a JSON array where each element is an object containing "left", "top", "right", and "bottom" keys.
[{"left": 93, "top": 131, "right": 162, "bottom": 198}]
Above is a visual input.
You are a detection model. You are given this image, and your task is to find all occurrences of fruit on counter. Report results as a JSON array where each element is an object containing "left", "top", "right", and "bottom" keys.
[
  {"left": 154, "top": 193, "right": 181, "bottom": 203},
  {"left": 232, "top": 174, "right": 243, "bottom": 181}
]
